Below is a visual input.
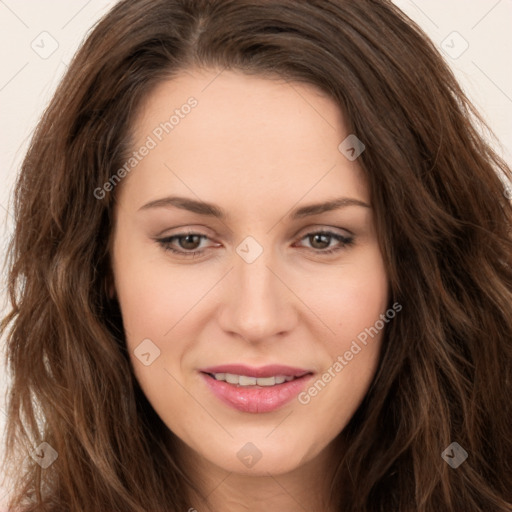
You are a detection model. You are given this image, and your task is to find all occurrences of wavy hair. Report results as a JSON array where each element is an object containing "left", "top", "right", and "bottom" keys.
[{"left": 2, "top": 0, "right": 512, "bottom": 510}]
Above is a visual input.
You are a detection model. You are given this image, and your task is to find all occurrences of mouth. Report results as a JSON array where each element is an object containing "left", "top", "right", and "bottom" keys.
[
  {"left": 199, "top": 364, "right": 314, "bottom": 413},
  {"left": 203, "top": 372, "right": 305, "bottom": 387}
]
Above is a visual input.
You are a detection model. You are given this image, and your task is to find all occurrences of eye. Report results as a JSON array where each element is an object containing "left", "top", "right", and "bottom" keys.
[
  {"left": 155, "top": 229, "right": 354, "bottom": 258},
  {"left": 294, "top": 231, "right": 354, "bottom": 255},
  {"left": 156, "top": 232, "right": 213, "bottom": 258}
]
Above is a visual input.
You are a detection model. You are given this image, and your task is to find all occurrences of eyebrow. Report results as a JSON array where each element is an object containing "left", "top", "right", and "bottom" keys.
[{"left": 138, "top": 195, "right": 371, "bottom": 220}]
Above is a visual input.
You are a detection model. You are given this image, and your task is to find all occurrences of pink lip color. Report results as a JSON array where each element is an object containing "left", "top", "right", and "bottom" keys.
[{"left": 200, "top": 371, "right": 314, "bottom": 413}]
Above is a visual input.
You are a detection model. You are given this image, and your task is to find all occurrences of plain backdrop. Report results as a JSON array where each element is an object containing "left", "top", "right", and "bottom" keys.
[{"left": 1, "top": 0, "right": 511, "bottom": 505}]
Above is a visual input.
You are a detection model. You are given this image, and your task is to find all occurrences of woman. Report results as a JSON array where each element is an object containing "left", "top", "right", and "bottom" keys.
[{"left": 1, "top": 0, "right": 511, "bottom": 510}]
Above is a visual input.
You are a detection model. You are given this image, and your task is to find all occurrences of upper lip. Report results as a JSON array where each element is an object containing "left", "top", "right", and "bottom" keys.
[{"left": 199, "top": 364, "right": 313, "bottom": 378}]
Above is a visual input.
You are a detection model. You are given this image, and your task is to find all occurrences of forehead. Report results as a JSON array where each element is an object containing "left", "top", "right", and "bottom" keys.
[{"left": 118, "top": 68, "right": 369, "bottom": 212}]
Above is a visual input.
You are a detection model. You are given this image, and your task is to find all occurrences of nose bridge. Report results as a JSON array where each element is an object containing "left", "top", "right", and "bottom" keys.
[{"left": 221, "top": 239, "right": 293, "bottom": 341}]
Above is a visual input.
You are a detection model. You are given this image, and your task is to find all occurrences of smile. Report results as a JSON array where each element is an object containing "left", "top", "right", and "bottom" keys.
[
  {"left": 207, "top": 372, "right": 297, "bottom": 386},
  {"left": 199, "top": 364, "right": 314, "bottom": 413}
]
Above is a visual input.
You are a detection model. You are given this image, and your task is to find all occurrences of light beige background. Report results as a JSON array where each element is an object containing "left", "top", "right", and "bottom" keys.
[{"left": 1, "top": 0, "right": 511, "bottom": 505}]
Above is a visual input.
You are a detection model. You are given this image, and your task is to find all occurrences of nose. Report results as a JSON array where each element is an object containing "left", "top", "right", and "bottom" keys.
[{"left": 217, "top": 246, "right": 297, "bottom": 343}]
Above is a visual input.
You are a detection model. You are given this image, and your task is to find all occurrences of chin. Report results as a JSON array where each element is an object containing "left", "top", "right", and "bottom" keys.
[{"left": 202, "top": 437, "right": 316, "bottom": 476}]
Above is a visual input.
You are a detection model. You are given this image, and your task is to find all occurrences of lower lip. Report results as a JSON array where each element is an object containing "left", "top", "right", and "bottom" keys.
[{"left": 200, "top": 372, "right": 314, "bottom": 413}]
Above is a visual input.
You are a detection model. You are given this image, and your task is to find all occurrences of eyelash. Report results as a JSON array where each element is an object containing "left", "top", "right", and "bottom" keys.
[{"left": 156, "top": 230, "right": 354, "bottom": 258}]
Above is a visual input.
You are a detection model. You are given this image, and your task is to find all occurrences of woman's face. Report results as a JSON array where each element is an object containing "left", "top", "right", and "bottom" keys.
[{"left": 111, "top": 68, "right": 389, "bottom": 477}]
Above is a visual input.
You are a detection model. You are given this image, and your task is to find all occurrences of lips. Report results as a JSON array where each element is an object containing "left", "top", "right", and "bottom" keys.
[{"left": 199, "top": 364, "right": 314, "bottom": 413}]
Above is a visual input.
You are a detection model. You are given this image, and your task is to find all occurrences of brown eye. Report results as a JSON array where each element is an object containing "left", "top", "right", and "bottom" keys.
[
  {"left": 156, "top": 232, "right": 211, "bottom": 257},
  {"left": 176, "top": 234, "right": 203, "bottom": 251},
  {"left": 308, "top": 233, "right": 332, "bottom": 250},
  {"left": 297, "top": 231, "right": 354, "bottom": 255}
]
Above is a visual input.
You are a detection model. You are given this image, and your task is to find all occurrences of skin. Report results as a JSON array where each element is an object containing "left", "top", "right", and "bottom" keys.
[{"left": 110, "top": 68, "right": 389, "bottom": 512}]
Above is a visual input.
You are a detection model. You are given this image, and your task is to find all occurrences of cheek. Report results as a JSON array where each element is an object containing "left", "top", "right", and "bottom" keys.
[
  {"left": 112, "top": 250, "right": 206, "bottom": 430},
  {"left": 117, "top": 271, "right": 190, "bottom": 341},
  {"left": 295, "top": 248, "right": 389, "bottom": 420},
  {"left": 307, "top": 247, "right": 389, "bottom": 351},
  {"left": 112, "top": 237, "right": 225, "bottom": 388},
  {"left": 112, "top": 237, "right": 207, "bottom": 345}
]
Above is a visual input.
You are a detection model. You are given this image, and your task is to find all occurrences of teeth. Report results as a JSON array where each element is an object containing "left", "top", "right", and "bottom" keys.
[
  {"left": 211, "top": 373, "right": 296, "bottom": 386},
  {"left": 239, "top": 375, "right": 257, "bottom": 386},
  {"left": 225, "top": 373, "right": 239, "bottom": 384},
  {"left": 257, "top": 376, "right": 279, "bottom": 386}
]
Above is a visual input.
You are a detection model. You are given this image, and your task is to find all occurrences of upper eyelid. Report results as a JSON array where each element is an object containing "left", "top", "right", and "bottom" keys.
[
  {"left": 159, "top": 227, "right": 352, "bottom": 240},
  {"left": 159, "top": 224, "right": 353, "bottom": 237}
]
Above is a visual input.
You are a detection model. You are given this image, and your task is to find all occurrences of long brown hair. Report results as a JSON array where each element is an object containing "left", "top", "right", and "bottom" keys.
[{"left": 2, "top": 0, "right": 512, "bottom": 510}]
